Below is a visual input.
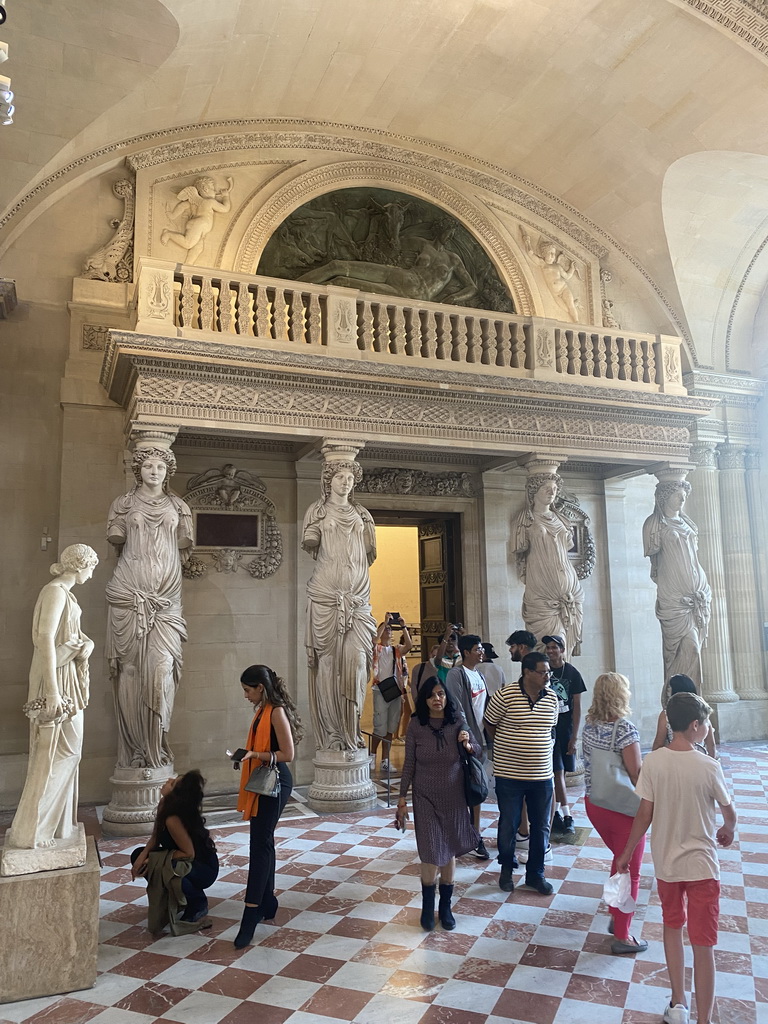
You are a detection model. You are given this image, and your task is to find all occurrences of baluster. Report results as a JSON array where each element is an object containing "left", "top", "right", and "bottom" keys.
[
  {"left": 289, "top": 290, "right": 307, "bottom": 343},
  {"left": 305, "top": 292, "right": 322, "bottom": 345},
  {"left": 452, "top": 315, "right": 468, "bottom": 362},
  {"left": 234, "top": 282, "right": 251, "bottom": 335},
  {"left": 645, "top": 338, "right": 656, "bottom": 384},
  {"left": 595, "top": 333, "right": 607, "bottom": 378},
  {"left": 254, "top": 285, "right": 271, "bottom": 338},
  {"left": 607, "top": 335, "right": 620, "bottom": 379},
  {"left": 465, "top": 318, "right": 478, "bottom": 363},
  {"left": 372, "top": 303, "right": 389, "bottom": 353},
  {"left": 390, "top": 306, "right": 406, "bottom": 354},
  {"left": 403, "top": 307, "right": 415, "bottom": 356},
  {"left": 180, "top": 273, "right": 197, "bottom": 328},
  {"left": 629, "top": 338, "right": 639, "bottom": 382},
  {"left": 555, "top": 328, "right": 568, "bottom": 372},
  {"left": 581, "top": 332, "right": 594, "bottom": 376},
  {"left": 618, "top": 337, "right": 631, "bottom": 380},
  {"left": 217, "top": 280, "right": 233, "bottom": 333},
  {"left": 496, "top": 321, "right": 511, "bottom": 366},
  {"left": 199, "top": 276, "right": 215, "bottom": 331},
  {"left": 272, "top": 287, "right": 289, "bottom": 340},
  {"left": 422, "top": 310, "right": 438, "bottom": 358},
  {"left": 434, "top": 312, "right": 448, "bottom": 359},
  {"left": 359, "top": 300, "right": 374, "bottom": 352},
  {"left": 509, "top": 322, "right": 524, "bottom": 368}
]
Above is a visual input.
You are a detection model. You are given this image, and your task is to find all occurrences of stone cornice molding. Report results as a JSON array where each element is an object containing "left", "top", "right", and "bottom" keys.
[
  {"left": 233, "top": 161, "right": 534, "bottom": 317},
  {"left": 0, "top": 119, "right": 689, "bottom": 351},
  {"left": 672, "top": 0, "right": 768, "bottom": 60},
  {"left": 683, "top": 369, "right": 766, "bottom": 407}
]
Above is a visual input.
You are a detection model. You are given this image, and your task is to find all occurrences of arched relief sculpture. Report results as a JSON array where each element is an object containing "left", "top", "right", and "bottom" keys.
[
  {"left": 643, "top": 477, "right": 711, "bottom": 692},
  {"left": 521, "top": 228, "right": 582, "bottom": 323},
  {"left": 161, "top": 175, "right": 234, "bottom": 265},
  {"left": 258, "top": 186, "right": 515, "bottom": 314},
  {"left": 2, "top": 545, "right": 99, "bottom": 875},
  {"left": 183, "top": 463, "right": 283, "bottom": 580},
  {"left": 82, "top": 178, "right": 135, "bottom": 282}
]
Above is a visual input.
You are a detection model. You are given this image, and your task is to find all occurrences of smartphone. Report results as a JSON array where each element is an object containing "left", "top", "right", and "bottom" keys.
[
  {"left": 388, "top": 612, "right": 401, "bottom": 623},
  {"left": 227, "top": 748, "right": 248, "bottom": 762}
]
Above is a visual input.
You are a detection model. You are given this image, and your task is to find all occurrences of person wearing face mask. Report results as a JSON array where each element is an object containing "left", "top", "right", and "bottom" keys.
[
  {"left": 396, "top": 678, "right": 479, "bottom": 931},
  {"left": 232, "top": 665, "right": 303, "bottom": 949}
]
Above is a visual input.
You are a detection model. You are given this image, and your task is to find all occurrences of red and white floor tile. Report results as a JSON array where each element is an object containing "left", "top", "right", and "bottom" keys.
[{"left": 3, "top": 744, "right": 768, "bottom": 1024}]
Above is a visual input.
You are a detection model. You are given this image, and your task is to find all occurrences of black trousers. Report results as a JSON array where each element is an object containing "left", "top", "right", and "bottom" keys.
[{"left": 245, "top": 762, "right": 293, "bottom": 906}]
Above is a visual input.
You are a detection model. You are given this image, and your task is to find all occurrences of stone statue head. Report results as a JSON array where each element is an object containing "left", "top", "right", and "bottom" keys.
[
  {"left": 195, "top": 176, "right": 217, "bottom": 199},
  {"left": 132, "top": 446, "right": 177, "bottom": 491},
  {"left": 51, "top": 543, "right": 99, "bottom": 579},
  {"left": 537, "top": 240, "right": 558, "bottom": 263},
  {"left": 655, "top": 479, "right": 691, "bottom": 518},
  {"left": 526, "top": 472, "right": 561, "bottom": 511},
  {"left": 321, "top": 459, "right": 362, "bottom": 500}
]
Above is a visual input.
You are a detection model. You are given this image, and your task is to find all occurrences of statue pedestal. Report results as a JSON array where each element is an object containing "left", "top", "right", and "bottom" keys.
[
  {"left": 0, "top": 836, "right": 99, "bottom": 1003},
  {"left": 101, "top": 764, "right": 175, "bottom": 836},
  {"left": 307, "top": 748, "right": 378, "bottom": 813},
  {"left": 712, "top": 699, "right": 768, "bottom": 742},
  {"left": 0, "top": 821, "right": 87, "bottom": 877}
]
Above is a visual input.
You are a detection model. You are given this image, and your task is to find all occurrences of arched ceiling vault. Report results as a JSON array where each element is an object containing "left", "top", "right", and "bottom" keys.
[{"left": 4, "top": 0, "right": 768, "bottom": 373}]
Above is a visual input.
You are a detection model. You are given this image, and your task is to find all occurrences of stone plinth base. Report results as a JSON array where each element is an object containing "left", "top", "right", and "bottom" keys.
[
  {"left": 712, "top": 699, "right": 768, "bottom": 742},
  {"left": 0, "top": 837, "right": 99, "bottom": 1003},
  {"left": 101, "top": 764, "right": 175, "bottom": 836},
  {"left": 1, "top": 822, "right": 87, "bottom": 877},
  {"left": 307, "top": 748, "right": 377, "bottom": 813}
]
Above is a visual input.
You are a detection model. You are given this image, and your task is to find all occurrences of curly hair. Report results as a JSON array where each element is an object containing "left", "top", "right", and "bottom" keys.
[
  {"left": 131, "top": 446, "right": 177, "bottom": 487},
  {"left": 654, "top": 479, "right": 691, "bottom": 515},
  {"left": 156, "top": 769, "right": 215, "bottom": 856},
  {"left": 586, "top": 672, "right": 632, "bottom": 723},
  {"left": 320, "top": 459, "right": 362, "bottom": 499},
  {"left": 50, "top": 544, "right": 99, "bottom": 577},
  {"left": 525, "top": 472, "right": 561, "bottom": 510},
  {"left": 240, "top": 664, "right": 304, "bottom": 744},
  {"left": 414, "top": 676, "right": 459, "bottom": 726}
]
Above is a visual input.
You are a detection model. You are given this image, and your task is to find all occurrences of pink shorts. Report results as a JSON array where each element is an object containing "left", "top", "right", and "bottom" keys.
[{"left": 657, "top": 878, "right": 720, "bottom": 946}]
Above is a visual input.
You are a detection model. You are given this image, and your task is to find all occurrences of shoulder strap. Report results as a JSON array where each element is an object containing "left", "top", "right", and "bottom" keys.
[{"left": 610, "top": 719, "right": 620, "bottom": 751}]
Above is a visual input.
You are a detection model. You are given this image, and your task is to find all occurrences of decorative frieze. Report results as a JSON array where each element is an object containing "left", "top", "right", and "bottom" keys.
[{"left": 358, "top": 468, "right": 476, "bottom": 498}]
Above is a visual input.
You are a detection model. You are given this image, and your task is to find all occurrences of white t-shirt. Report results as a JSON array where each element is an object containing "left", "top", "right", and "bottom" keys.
[
  {"left": 635, "top": 746, "right": 731, "bottom": 882},
  {"left": 464, "top": 666, "right": 487, "bottom": 731},
  {"left": 376, "top": 646, "right": 395, "bottom": 680},
  {"left": 478, "top": 661, "right": 506, "bottom": 698}
]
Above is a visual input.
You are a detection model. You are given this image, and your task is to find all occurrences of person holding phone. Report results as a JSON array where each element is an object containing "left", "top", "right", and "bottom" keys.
[{"left": 371, "top": 613, "right": 412, "bottom": 772}]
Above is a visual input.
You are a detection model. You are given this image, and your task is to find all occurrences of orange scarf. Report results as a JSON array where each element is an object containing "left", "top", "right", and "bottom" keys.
[{"left": 237, "top": 703, "right": 274, "bottom": 820}]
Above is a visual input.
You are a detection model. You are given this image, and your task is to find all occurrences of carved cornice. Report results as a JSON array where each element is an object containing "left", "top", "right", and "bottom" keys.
[
  {"left": 0, "top": 278, "right": 17, "bottom": 318},
  {"left": 358, "top": 468, "right": 477, "bottom": 498},
  {"left": 683, "top": 370, "right": 765, "bottom": 408},
  {"left": 0, "top": 119, "right": 688, "bottom": 350},
  {"left": 175, "top": 433, "right": 298, "bottom": 454},
  {"left": 675, "top": 0, "right": 768, "bottom": 60}
]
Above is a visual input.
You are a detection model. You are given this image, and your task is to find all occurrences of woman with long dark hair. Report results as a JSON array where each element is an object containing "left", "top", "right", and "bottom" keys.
[
  {"left": 396, "top": 677, "right": 479, "bottom": 932},
  {"left": 131, "top": 769, "right": 218, "bottom": 926},
  {"left": 652, "top": 674, "right": 717, "bottom": 758},
  {"left": 233, "top": 664, "right": 303, "bottom": 949}
]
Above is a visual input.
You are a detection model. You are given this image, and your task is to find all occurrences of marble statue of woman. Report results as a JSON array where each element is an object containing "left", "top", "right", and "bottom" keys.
[
  {"left": 643, "top": 479, "right": 711, "bottom": 691},
  {"left": 106, "top": 447, "right": 193, "bottom": 769},
  {"left": 7, "top": 544, "right": 98, "bottom": 851},
  {"left": 514, "top": 473, "right": 584, "bottom": 658},
  {"left": 302, "top": 460, "right": 377, "bottom": 751}
]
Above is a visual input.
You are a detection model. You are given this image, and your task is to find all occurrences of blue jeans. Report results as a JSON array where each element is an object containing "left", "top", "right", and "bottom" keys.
[{"left": 495, "top": 777, "right": 554, "bottom": 883}]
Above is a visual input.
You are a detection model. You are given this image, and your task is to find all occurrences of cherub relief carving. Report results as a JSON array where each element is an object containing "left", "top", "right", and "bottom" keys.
[
  {"left": 161, "top": 175, "right": 234, "bottom": 265},
  {"left": 521, "top": 229, "right": 581, "bottom": 323}
]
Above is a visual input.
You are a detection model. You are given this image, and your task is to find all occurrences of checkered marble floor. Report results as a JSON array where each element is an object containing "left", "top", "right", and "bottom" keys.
[{"left": 3, "top": 743, "right": 768, "bottom": 1024}]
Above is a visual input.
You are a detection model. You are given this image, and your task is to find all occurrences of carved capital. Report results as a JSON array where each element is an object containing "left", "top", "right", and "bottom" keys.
[
  {"left": 521, "top": 453, "right": 568, "bottom": 476},
  {"left": 745, "top": 446, "right": 761, "bottom": 471},
  {"left": 689, "top": 442, "right": 718, "bottom": 469},
  {"left": 129, "top": 424, "right": 179, "bottom": 452},
  {"left": 717, "top": 443, "right": 746, "bottom": 471},
  {"left": 651, "top": 463, "right": 692, "bottom": 488},
  {"left": 321, "top": 438, "right": 366, "bottom": 464}
]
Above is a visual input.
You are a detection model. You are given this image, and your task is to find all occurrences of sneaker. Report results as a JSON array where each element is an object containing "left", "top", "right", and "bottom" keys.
[
  {"left": 473, "top": 839, "right": 490, "bottom": 860},
  {"left": 663, "top": 1004, "right": 689, "bottom": 1024},
  {"left": 515, "top": 833, "right": 529, "bottom": 864},
  {"left": 560, "top": 815, "right": 576, "bottom": 840},
  {"left": 499, "top": 867, "right": 514, "bottom": 892},
  {"left": 524, "top": 877, "right": 554, "bottom": 895},
  {"left": 551, "top": 811, "right": 565, "bottom": 834},
  {"left": 380, "top": 759, "right": 390, "bottom": 773},
  {"left": 543, "top": 844, "right": 553, "bottom": 864},
  {"left": 611, "top": 936, "right": 648, "bottom": 955}
]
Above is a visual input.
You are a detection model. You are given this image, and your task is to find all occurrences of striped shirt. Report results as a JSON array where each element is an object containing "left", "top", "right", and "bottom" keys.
[{"left": 484, "top": 682, "right": 559, "bottom": 780}]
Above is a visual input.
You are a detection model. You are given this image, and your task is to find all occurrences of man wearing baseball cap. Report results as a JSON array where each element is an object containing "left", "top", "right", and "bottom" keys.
[{"left": 542, "top": 634, "right": 586, "bottom": 841}]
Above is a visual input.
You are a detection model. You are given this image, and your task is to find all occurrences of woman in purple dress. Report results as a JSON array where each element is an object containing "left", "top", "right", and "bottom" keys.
[{"left": 396, "top": 677, "right": 480, "bottom": 931}]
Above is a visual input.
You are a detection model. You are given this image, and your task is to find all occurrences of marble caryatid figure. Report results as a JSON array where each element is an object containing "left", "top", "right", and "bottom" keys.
[
  {"left": 643, "top": 479, "right": 711, "bottom": 691},
  {"left": 160, "top": 175, "right": 234, "bottom": 265},
  {"left": 521, "top": 229, "right": 581, "bottom": 322},
  {"left": 514, "top": 473, "right": 584, "bottom": 658},
  {"left": 7, "top": 544, "right": 98, "bottom": 852},
  {"left": 106, "top": 446, "right": 193, "bottom": 769},
  {"left": 302, "top": 457, "right": 377, "bottom": 751}
]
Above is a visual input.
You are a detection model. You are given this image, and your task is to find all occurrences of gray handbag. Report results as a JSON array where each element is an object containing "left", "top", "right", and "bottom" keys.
[
  {"left": 244, "top": 752, "right": 281, "bottom": 798},
  {"left": 588, "top": 720, "right": 641, "bottom": 817}
]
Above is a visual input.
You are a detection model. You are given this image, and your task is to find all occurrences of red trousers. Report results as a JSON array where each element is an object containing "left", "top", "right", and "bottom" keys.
[{"left": 585, "top": 796, "right": 645, "bottom": 941}]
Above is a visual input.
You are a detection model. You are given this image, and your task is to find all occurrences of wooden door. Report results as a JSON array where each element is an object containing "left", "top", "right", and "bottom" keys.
[{"left": 418, "top": 519, "right": 463, "bottom": 659}]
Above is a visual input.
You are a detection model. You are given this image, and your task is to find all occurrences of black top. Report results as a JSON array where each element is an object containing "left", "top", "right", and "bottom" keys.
[{"left": 548, "top": 662, "right": 586, "bottom": 720}]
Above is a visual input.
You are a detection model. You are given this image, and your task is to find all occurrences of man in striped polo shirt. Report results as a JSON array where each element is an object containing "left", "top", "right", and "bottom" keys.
[{"left": 484, "top": 651, "right": 559, "bottom": 894}]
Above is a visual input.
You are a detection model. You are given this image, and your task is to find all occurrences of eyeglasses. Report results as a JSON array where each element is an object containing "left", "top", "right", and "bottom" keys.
[{"left": 531, "top": 668, "right": 552, "bottom": 676}]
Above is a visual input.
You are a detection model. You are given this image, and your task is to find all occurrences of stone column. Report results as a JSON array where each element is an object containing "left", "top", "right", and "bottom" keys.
[
  {"left": 686, "top": 444, "right": 738, "bottom": 703},
  {"left": 305, "top": 438, "right": 378, "bottom": 813},
  {"left": 717, "top": 443, "right": 766, "bottom": 700},
  {"left": 745, "top": 446, "right": 768, "bottom": 683},
  {"left": 102, "top": 425, "right": 184, "bottom": 836}
]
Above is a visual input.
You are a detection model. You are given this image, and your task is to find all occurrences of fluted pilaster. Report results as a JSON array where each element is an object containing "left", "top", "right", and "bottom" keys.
[
  {"left": 687, "top": 443, "right": 738, "bottom": 703},
  {"left": 717, "top": 443, "right": 766, "bottom": 700}
]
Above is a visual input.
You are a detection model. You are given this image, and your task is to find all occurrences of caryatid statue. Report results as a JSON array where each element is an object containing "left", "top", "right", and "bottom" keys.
[
  {"left": 513, "top": 469, "right": 584, "bottom": 659},
  {"left": 643, "top": 475, "right": 711, "bottom": 692},
  {"left": 3, "top": 544, "right": 98, "bottom": 873},
  {"left": 302, "top": 449, "right": 377, "bottom": 752}
]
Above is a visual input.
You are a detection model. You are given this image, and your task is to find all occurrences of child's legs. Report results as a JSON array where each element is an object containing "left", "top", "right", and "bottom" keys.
[
  {"left": 663, "top": 924, "right": 687, "bottom": 1009},
  {"left": 585, "top": 798, "right": 644, "bottom": 941},
  {"left": 685, "top": 879, "right": 719, "bottom": 1023},
  {"left": 692, "top": 945, "right": 715, "bottom": 1024}
]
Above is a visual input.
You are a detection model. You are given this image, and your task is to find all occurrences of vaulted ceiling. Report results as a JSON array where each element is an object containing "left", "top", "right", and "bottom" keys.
[{"left": 2, "top": 0, "right": 768, "bottom": 372}]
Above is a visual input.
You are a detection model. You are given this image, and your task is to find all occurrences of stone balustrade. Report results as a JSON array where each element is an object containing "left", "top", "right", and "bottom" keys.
[{"left": 133, "top": 257, "right": 686, "bottom": 395}]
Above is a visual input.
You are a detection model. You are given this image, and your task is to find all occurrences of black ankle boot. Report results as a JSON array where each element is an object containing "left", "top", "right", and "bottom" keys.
[
  {"left": 260, "top": 894, "right": 279, "bottom": 921},
  {"left": 438, "top": 883, "right": 455, "bottom": 930},
  {"left": 234, "top": 904, "right": 263, "bottom": 948},
  {"left": 420, "top": 883, "right": 436, "bottom": 931}
]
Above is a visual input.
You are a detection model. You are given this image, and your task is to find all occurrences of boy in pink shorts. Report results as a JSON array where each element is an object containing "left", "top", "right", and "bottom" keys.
[{"left": 616, "top": 692, "right": 736, "bottom": 1024}]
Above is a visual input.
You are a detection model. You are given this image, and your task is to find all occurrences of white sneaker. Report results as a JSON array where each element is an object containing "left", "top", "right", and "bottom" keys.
[
  {"left": 663, "top": 1003, "right": 689, "bottom": 1024},
  {"left": 380, "top": 759, "right": 390, "bottom": 773}
]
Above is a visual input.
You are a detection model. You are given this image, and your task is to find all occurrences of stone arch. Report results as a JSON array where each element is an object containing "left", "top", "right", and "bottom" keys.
[{"left": 232, "top": 161, "right": 535, "bottom": 316}]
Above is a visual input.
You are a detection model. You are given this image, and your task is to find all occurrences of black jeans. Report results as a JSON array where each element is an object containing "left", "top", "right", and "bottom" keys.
[
  {"left": 495, "top": 776, "right": 554, "bottom": 883},
  {"left": 245, "top": 762, "right": 293, "bottom": 907},
  {"left": 130, "top": 846, "right": 219, "bottom": 921}
]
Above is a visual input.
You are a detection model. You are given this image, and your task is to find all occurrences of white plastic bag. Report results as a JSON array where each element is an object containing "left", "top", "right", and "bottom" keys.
[{"left": 603, "top": 871, "right": 636, "bottom": 914}]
